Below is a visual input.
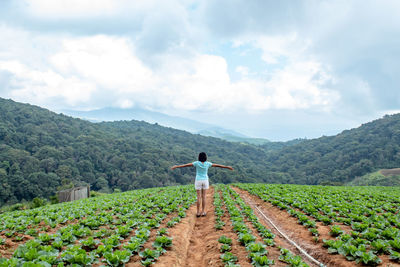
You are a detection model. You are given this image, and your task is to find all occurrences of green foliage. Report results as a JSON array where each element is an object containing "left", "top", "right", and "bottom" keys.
[
  {"left": 308, "top": 228, "right": 319, "bottom": 236},
  {"left": 0, "top": 98, "right": 268, "bottom": 204},
  {"left": 323, "top": 239, "right": 344, "bottom": 254},
  {"left": 0, "top": 185, "right": 197, "bottom": 266},
  {"left": 139, "top": 248, "right": 160, "bottom": 265},
  {"left": 102, "top": 235, "right": 122, "bottom": 248},
  {"left": 278, "top": 248, "right": 309, "bottom": 266},
  {"left": 263, "top": 238, "right": 275, "bottom": 246},
  {"left": 389, "top": 238, "right": 400, "bottom": 251},
  {"left": 123, "top": 240, "right": 142, "bottom": 253},
  {"left": 95, "top": 245, "right": 113, "bottom": 257},
  {"left": 355, "top": 251, "right": 382, "bottom": 266},
  {"left": 51, "top": 240, "right": 63, "bottom": 250},
  {"left": 218, "top": 236, "right": 232, "bottom": 245},
  {"left": 389, "top": 250, "right": 400, "bottom": 262},
  {"left": 261, "top": 113, "right": 400, "bottom": 185},
  {"left": 348, "top": 171, "right": 400, "bottom": 186},
  {"left": 37, "top": 233, "right": 51, "bottom": 244},
  {"left": 215, "top": 220, "right": 225, "bottom": 230},
  {"left": 370, "top": 239, "right": 390, "bottom": 254},
  {"left": 237, "top": 183, "right": 400, "bottom": 266},
  {"left": 80, "top": 237, "right": 99, "bottom": 250},
  {"left": 89, "top": 191, "right": 103, "bottom": 198},
  {"left": 2, "top": 97, "right": 400, "bottom": 206},
  {"left": 329, "top": 225, "right": 343, "bottom": 237},
  {"left": 220, "top": 252, "right": 238, "bottom": 264},
  {"left": 250, "top": 254, "right": 274, "bottom": 267},
  {"left": 103, "top": 250, "right": 131, "bottom": 266},
  {"left": 115, "top": 225, "right": 131, "bottom": 237},
  {"left": 238, "top": 233, "right": 256, "bottom": 245},
  {"left": 31, "top": 197, "right": 47, "bottom": 209},
  {"left": 220, "top": 244, "right": 231, "bottom": 252},
  {"left": 156, "top": 228, "right": 168, "bottom": 236},
  {"left": 60, "top": 245, "right": 94, "bottom": 266},
  {"left": 153, "top": 236, "right": 172, "bottom": 249},
  {"left": 246, "top": 242, "right": 267, "bottom": 255}
]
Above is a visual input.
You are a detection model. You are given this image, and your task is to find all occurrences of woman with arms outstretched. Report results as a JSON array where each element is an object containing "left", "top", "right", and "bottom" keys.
[{"left": 171, "top": 152, "right": 233, "bottom": 217}]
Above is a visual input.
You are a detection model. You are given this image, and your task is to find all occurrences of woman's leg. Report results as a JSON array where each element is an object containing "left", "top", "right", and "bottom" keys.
[
  {"left": 196, "top": 190, "right": 201, "bottom": 216},
  {"left": 201, "top": 188, "right": 207, "bottom": 215}
]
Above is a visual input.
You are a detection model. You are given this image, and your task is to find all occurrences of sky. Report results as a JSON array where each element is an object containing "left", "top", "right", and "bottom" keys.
[{"left": 0, "top": 0, "right": 399, "bottom": 141}]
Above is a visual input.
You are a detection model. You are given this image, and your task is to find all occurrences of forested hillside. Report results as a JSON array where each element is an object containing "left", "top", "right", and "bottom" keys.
[
  {"left": 0, "top": 98, "right": 270, "bottom": 205},
  {"left": 1, "top": 97, "right": 400, "bottom": 206},
  {"left": 263, "top": 114, "right": 400, "bottom": 184}
]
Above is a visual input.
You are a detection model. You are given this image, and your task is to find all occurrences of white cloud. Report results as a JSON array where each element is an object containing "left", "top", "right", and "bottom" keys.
[
  {"left": 0, "top": 60, "right": 96, "bottom": 106},
  {"left": 0, "top": 29, "right": 340, "bottom": 114},
  {"left": 118, "top": 99, "right": 134, "bottom": 109},
  {"left": 265, "top": 61, "right": 339, "bottom": 110},
  {"left": 18, "top": 0, "right": 161, "bottom": 18},
  {"left": 50, "top": 35, "right": 154, "bottom": 93},
  {"left": 24, "top": 0, "right": 117, "bottom": 17},
  {"left": 230, "top": 33, "right": 339, "bottom": 111},
  {"left": 235, "top": 66, "right": 249, "bottom": 76},
  {"left": 234, "top": 33, "right": 312, "bottom": 65}
]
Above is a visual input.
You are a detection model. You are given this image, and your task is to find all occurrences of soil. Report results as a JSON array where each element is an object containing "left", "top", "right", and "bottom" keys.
[
  {"left": 3, "top": 185, "right": 400, "bottom": 267},
  {"left": 380, "top": 168, "right": 400, "bottom": 176},
  {"left": 232, "top": 186, "right": 400, "bottom": 267},
  {"left": 0, "top": 238, "right": 18, "bottom": 259},
  {"left": 150, "top": 186, "right": 257, "bottom": 267},
  {"left": 150, "top": 187, "right": 225, "bottom": 267}
]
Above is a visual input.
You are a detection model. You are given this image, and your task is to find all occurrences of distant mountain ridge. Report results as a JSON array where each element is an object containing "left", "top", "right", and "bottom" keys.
[
  {"left": 61, "top": 107, "right": 270, "bottom": 145},
  {"left": 1, "top": 97, "right": 400, "bottom": 205},
  {"left": 0, "top": 98, "right": 272, "bottom": 205},
  {"left": 263, "top": 113, "right": 400, "bottom": 185}
]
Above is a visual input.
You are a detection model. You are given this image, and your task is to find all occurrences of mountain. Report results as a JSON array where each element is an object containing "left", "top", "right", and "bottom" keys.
[
  {"left": 61, "top": 107, "right": 270, "bottom": 145},
  {"left": 0, "top": 98, "right": 271, "bottom": 206},
  {"left": 1, "top": 97, "right": 400, "bottom": 205},
  {"left": 262, "top": 114, "right": 400, "bottom": 185}
]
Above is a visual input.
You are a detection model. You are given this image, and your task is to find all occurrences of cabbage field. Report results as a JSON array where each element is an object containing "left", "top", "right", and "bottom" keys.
[{"left": 1, "top": 184, "right": 400, "bottom": 266}]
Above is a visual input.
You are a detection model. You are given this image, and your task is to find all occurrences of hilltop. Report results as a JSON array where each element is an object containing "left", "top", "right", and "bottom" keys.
[
  {"left": 62, "top": 107, "right": 270, "bottom": 145},
  {"left": 1, "top": 97, "right": 400, "bottom": 205},
  {"left": 0, "top": 98, "right": 271, "bottom": 205},
  {"left": 262, "top": 114, "right": 400, "bottom": 184}
]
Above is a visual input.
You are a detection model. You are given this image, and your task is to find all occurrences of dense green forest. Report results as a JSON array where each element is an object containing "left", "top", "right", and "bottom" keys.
[
  {"left": 1, "top": 97, "right": 400, "bottom": 205},
  {"left": 262, "top": 115, "right": 400, "bottom": 185},
  {"left": 0, "top": 98, "right": 271, "bottom": 205}
]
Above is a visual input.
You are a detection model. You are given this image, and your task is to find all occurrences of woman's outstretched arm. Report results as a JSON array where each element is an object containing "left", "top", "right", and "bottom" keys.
[
  {"left": 212, "top": 164, "right": 234, "bottom": 170},
  {"left": 171, "top": 163, "right": 193, "bottom": 170}
]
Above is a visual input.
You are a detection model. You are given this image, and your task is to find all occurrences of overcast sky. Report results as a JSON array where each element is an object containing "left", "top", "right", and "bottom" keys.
[{"left": 0, "top": 0, "right": 399, "bottom": 141}]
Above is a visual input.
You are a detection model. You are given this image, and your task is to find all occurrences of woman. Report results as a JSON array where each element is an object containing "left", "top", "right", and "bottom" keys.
[{"left": 171, "top": 152, "right": 234, "bottom": 217}]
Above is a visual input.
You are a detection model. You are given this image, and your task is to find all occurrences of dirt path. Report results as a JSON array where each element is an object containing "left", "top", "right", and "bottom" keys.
[
  {"left": 154, "top": 187, "right": 223, "bottom": 267},
  {"left": 184, "top": 187, "right": 221, "bottom": 267}
]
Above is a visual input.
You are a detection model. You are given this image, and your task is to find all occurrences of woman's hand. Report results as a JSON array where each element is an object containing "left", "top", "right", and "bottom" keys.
[
  {"left": 171, "top": 163, "right": 193, "bottom": 170},
  {"left": 212, "top": 164, "right": 234, "bottom": 170}
]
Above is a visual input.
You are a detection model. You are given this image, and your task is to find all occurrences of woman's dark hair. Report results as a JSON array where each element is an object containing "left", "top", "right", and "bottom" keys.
[{"left": 198, "top": 152, "right": 207, "bottom": 162}]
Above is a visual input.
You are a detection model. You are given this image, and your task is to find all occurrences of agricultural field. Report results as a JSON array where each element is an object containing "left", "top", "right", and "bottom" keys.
[{"left": 1, "top": 184, "right": 400, "bottom": 266}]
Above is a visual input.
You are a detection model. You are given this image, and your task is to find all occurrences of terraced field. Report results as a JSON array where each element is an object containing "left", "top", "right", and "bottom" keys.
[{"left": 1, "top": 184, "right": 400, "bottom": 266}]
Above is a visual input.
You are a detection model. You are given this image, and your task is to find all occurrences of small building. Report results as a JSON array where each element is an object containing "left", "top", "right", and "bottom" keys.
[{"left": 58, "top": 185, "right": 90, "bottom": 203}]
